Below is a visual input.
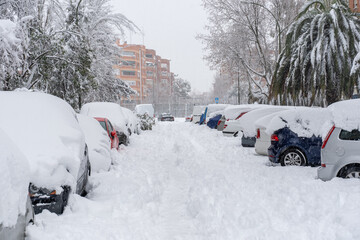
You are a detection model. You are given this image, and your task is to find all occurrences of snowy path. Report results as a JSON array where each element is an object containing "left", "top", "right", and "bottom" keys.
[{"left": 27, "top": 122, "right": 360, "bottom": 240}]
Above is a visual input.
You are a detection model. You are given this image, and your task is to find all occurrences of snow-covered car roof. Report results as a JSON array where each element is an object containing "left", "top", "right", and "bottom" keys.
[
  {"left": 264, "top": 107, "right": 331, "bottom": 137},
  {"left": 0, "top": 92, "right": 85, "bottom": 191},
  {"left": 206, "top": 104, "right": 229, "bottom": 115},
  {"left": 238, "top": 106, "right": 291, "bottom": 137},
  {"left": 326, "top": 99, "right": 360, "bottom": 132},
  {"left": 0, "top": 128, "right": 30, "bottom": 228},
  {"left": 81, "top": 102, "right": 127, "bottom": 132},
  {"left": 135, "top": 104, "right": 154, "bottom": 116},
  {"left": 223, "top": 104, "right": 263, "bottom": 120},
  {"left": 77, "top": 114, "right": 111, "bottom": 173}
]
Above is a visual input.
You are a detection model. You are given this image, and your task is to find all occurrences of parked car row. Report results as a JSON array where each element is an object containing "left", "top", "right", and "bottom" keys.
[
  {"left": 0, "top": 91, "right": 144, "bottom": 239},
  {"left": 190, "top": 99, "right": 360, "bottom": 181}
]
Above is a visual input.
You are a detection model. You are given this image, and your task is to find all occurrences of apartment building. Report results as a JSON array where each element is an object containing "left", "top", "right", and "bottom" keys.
[
  {"left": 350, "top": 0, "right": 360, "bottom": 12},
  {"left": 115, "top": 40, "right": 173, "bottom": 104}
]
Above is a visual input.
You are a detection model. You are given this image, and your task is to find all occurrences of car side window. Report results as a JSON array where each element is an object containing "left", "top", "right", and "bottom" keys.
[
  {"left": 339, "top": 129, "right": 360, "bottom": 141},
  {"left": 108, "top": 121, "right": 114, "bottom": 132}
]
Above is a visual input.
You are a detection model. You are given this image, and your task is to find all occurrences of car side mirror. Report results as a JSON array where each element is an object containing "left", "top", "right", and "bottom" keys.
[{"left": 111, "top": 131, "right": 116, "bottom": 138}]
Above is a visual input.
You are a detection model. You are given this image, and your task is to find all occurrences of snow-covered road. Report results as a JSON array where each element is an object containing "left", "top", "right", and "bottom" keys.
[{"left": 27, "top": 122, "right": 360, "bottom": 240}]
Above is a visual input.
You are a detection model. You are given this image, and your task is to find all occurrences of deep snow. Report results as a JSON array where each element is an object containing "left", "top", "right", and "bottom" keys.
[{"left": 27, "top": 122, "right": 360, "bottom": 240}]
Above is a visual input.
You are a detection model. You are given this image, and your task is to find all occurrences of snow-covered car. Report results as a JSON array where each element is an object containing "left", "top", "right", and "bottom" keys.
[
  {"left": 158, "top": 113, "right": 175, "bottom": 121},
  {"left": 266, "top": 107, "right": 331, "bottom": 166},
  {"left": 121, "top": 107, "right": 140, "bottom": 135},
  {"left": 217, "top": 105, "right": 256, "bottom": 132},
  {"left": 254, "top": 112, "right": 288, "bottom": 155},
  {"left": 0, "top": 92, "right": 90, "bottom": 215},
  {"left": 205, "top": 104, "right": 229, "bottom": 123},
  {"left": 0, "top": 128, "right": 34, "bottom": 240},
  {"left": 185, "top": 116, "right": 192, "bottom": 122},
  {"left": 191, "top": 105, "right": 206, "bottom": 124},
  {"left": 237, "top": 107, "right": 291, "bottom": 147},
  {"left": 135, "top": 104, "right": 155, "bottom": 130},
  {"left": 80, "top": 102, "right": 130, "bottom": 145},
  {"left": 77, "top": 115, "right": 112, "bottom": 173},
  {"left": 222, "top": 105, "right": 261, "bottom": 136},
  {"left": 318, "top": 99, "right": 360, "bottom": 181}
]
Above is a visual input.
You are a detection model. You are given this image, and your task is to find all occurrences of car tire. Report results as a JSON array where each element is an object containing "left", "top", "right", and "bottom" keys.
[
  {"left": 342, "top": 166, "right": 360, "bottom": 179},
  {"left": 280, "top": 148, "right": 306, "bottom": 166}
]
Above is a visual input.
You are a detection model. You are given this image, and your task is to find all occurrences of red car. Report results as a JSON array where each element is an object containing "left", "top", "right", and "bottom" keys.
[{"left": 94, "top": 117, "right": 119, "bottom": 150}]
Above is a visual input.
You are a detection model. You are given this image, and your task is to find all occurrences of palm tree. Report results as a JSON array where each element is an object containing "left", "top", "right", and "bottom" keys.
[{"left": 270, "top": 0, "right": 360, "bottom": 106}]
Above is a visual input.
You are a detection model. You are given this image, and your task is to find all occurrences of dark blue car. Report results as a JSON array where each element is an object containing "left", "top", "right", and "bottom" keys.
[
  {"left": 268, "top": 127, "right": 322, "bottom": 166},
  {"left": 207, "top": 114, "right": 222, "bottom": 129}
]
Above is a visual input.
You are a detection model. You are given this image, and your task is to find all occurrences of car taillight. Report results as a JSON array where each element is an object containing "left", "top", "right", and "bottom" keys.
[
  {"left": 321, "top": 163, "right": 326, "bottom": 167},
  {"left": 217, "top": 120, "right": 221, "bottom": 126},
  {"left": 235, "top": 112, "right": 248, "bottom": 120},
  {"left": 322, "top": 125, "right": 335, "bottom": 149},
  {"left": 271, "top": 134, "right": 279, "bottom": 142},
  {"left": 256, "top": 129, "right": 260, "bottom": 139},
  {"left": 224, "top": 124, "right": 228, "bottom": 129}
]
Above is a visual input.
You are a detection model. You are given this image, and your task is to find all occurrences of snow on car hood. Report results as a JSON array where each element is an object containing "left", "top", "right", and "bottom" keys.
[
  {"left": 0, "top": 92, "right": 84, "bottom": 190},
  {"left": 0, "top": 128, "right": 30, "bottom": 227},
  {"left": 265, "top": 107, "right": 331, "bottom": 137},
  {"left": 326, "top": 99, "right": 360, "bottom": 132},
  {"left": 223, "top": 104, "right": 264, "bottom": 120},
  {"left": 81, "top": 102, "right": 127, "bottom": 132}
]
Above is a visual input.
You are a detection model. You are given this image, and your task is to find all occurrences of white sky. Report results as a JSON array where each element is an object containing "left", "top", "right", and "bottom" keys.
[{"left": 110, "top": 0, "right": 214, "bottom": 93}]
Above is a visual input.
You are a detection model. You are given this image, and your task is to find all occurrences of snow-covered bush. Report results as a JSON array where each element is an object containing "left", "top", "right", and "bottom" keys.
[{"left": 77, "top": 114, "right": 111, "bottom": 172}]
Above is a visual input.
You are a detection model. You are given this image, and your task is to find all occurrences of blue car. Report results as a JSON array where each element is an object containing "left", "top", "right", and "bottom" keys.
[
  {"left": 268, "top": 127, "right": 322, "bottom": 166},
  {"left": 207, "top": 114, "right": 222, "bottom": 129}
]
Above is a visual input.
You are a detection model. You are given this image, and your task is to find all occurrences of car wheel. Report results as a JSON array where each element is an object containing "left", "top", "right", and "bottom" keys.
[
  {"left": 343, "top": 166, "right": 360, "bottom": 179},
  {"left": 280, "top": 148, "right": 306, "bottom": 166}
]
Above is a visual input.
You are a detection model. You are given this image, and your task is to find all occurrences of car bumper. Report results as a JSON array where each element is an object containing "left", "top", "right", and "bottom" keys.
[
  {"left": 317, "top": 164, "right": 336, "bottom": 181},
  {"left": 31, "top": 194, "right": 64, "bottom": 214},
  {"left": 241, "top": 137, "right": 256, "bottom": 147},
  {"left": 268, "top": 146, "right": 280, "bottom": 163},
  {"left": 223, "top": 131, "right": 235, "bottom": 137}
]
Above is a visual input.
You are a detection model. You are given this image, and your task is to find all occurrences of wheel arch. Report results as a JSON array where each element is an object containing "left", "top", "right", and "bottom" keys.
[
  {"left": 337, "top": 163, "right": 360, "bottom": 178},
  {"left": 280, "top": 145, "right": 308, "bottom": 164}
]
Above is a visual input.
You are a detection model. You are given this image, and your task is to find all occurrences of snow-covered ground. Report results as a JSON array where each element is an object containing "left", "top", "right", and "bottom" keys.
[{"left": 27, "top": 122, "right": 360, "bottom": 240}]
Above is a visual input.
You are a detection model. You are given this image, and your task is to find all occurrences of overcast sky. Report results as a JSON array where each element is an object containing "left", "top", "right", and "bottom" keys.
[{"left": 110, "top": 0, "right": 214, "bottom": 93}]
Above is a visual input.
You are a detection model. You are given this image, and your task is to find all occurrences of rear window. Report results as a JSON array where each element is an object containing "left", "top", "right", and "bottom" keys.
[{"left": 339, "top": 129, "right": 360, "bottom": 141}]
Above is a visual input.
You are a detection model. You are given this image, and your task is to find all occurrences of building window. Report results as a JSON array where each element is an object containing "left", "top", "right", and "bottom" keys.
[
  {"left": 146, "top": 62, "right": 155, "bottom": 67},
  {"left": 146, "top": 71, "right": 154, "bottom": 77},
  {"left": 124, "top": 80, "right": 136, "bottom": 86},
  {"left": 120, "top": 60, "right": 136, "bottom": 66},
  {"left": 161, "top": 63, "right": 168, "bottom": 69},
  {"left": 162, "top": 79, "right": 167, "bottom": 84},
  {"left": 356, "top": 0, "right": 358, "bottom": 9},
  {"left": 146, "top": 79, "right": 153, "bottom": 85},
  {"left": 145, "top": 54, "right": 153, "bottom": 59},
  {"left": 161, "top": 71, "right": 168, "bottom": 76},
  {"left": 121, "top": 51, "right": 135, "bottom": 57},
  {"left": 122, "top": 70, "right": 136, "bottom": 76}
]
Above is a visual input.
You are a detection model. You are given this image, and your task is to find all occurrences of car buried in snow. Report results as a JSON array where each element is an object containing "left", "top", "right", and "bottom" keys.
[
  {"left": 0, "top": 92, "right": 91, "bottom": 215},
  {"left": 158, "top": 113, "right": 175, "bottom": 121},
  {"left": 266, "top": 107, "right": 330, "bottom": 166}
]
